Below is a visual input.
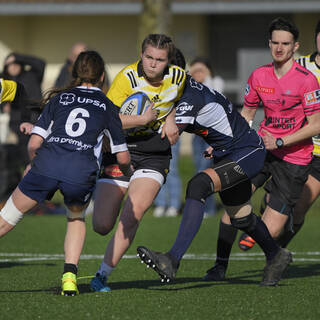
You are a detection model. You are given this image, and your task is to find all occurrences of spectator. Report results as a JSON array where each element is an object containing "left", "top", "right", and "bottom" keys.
[
  {"left": 1, "top": 52, "right": 45, "bottom": 210},
  {"left": 0, "top": 79, "right": 29, "bottom": 209},
  {"left": 55, "top": 42, "right": 88, "bottom": 88},
  {"left": 2, "top": 52, "right": 46, "bottom": 161}
]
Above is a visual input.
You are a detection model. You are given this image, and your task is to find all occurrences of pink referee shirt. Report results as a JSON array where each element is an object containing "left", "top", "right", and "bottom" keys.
[{"left": 244, "top": 61, "right": 320, "bottom": 165}]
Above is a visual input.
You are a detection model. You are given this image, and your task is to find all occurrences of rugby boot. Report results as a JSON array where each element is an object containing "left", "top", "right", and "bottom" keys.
[
  {"left": 260, "top": 248, "right": 292, "bottom": 286},
  {"left": 203, "top": 263, "right": 226, "bottom": 281},
  {"left": 137, "top": 246, "right": 179, "bottom": 283},
  {"left": 90, "top": 272, "right": 111, "bottom": 292},
  {"left": 61, "top": 272, "right": 79, "bottom": 296}
]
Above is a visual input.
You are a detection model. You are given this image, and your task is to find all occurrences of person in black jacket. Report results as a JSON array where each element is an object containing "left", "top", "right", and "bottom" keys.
[
  {"left": 3, "top": 52, "right": 45, "bottom": 103},
  {"left": 0, "top": 53, "right": 46, "bottom": 207},
  {"left": 55, "top": 42, "right": 88, "bottom": 89}
]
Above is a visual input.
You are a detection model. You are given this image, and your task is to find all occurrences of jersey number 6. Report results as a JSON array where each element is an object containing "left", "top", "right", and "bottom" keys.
[{"left": 65, "top": 108, "right": 90, "bottom": 137}]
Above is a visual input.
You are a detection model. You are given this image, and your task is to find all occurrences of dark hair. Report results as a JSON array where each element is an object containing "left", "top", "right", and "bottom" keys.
[
  {"left": 170, "top": 48, "right": 186, "bottom": 70},
  {"left": 141, "top": 34, "right": 175, "bottom": 61},
  {"left": 315, "top": 19, "right": 320, "bottom": 42},
  {"left": 190, "top": 57, "right": 212, "bottom": 74},
  {"left": 268, "top": 17, "right": 299, "bottom": 41},
  {"left": 2, "top": 53, "right": 23, "bottom": 79},
  {"left": 42, "top": 50, "right": 105, "bottom": 106}
]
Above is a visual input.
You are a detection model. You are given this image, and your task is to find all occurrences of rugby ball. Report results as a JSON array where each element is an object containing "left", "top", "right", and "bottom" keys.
[{"left": 119, "top": 92, "right": 151, "bottom": 116}]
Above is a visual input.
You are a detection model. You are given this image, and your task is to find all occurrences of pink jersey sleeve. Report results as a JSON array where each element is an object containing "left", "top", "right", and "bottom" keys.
[
  {"left": 243, "top": 71, "right": 260, "bottom": 109},
  {"left": 301, "top": 75, "right": 320, "bottom": 116}
]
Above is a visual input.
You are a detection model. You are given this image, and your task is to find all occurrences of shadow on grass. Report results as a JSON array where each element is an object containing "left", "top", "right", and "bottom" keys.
[
  {"left": 286, "top": 262, "right": 320, "bottom": 279},
  {"left": 0, "top": 262, "right": 57, "bottom": 269},
  {"left": 1, "top": 262, "right": 319, "bottom": 295},
  {"left": 75, "top": 275, "right": 264, "bottom": 294}
]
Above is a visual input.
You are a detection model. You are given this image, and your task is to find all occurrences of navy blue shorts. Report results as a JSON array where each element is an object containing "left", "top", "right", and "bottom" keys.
[
  {"left": 213, "top": 141, "right": 266, "bottom": 206},
  {"left": 19, "top": 170, "right": 94, "bottom": 206}
]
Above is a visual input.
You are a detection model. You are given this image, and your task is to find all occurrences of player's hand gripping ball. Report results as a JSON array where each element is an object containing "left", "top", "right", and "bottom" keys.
[{"left": 120, "top": 92, "right": 151, "bottom": 115}]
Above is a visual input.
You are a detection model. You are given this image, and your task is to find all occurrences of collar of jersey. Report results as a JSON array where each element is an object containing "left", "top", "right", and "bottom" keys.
[{"left": 77, "top": 86, "right": 102, "bottom": 91}]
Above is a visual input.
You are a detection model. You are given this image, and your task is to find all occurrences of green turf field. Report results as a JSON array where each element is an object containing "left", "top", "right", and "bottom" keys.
[{"left": 1, "top": 156, "right": 320, "bottom": 320}]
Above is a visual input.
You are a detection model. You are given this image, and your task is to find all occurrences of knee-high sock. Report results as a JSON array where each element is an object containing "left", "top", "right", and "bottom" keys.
[
  {"left": 215, "top": 221, "right": 238, "bottom": 267},
  {"left": 241, "top": 214, "right": 279, "bottom": 261},
  {"left": 169, "top": 198, "right": 204, "bottom": 261}
]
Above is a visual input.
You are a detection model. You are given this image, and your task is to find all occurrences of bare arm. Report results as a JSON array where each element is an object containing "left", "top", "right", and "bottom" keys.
[
  {"left": 262, "top": 112, "right": 320, "bottom": 150},
  {"left": 119, "top": 104, "right": 158, "bottom": 129},
  {"left": 27, "top": 134, "right": 44, "bottom": 161},
  {"left": 240, "top": 107, "right": 257, "bottom": 126},
  {"left": 161, "top": 107, "right": 179, "bottom": 145},
  {"left": 116, "top": 150, "right": 133, "bottom": 177}
]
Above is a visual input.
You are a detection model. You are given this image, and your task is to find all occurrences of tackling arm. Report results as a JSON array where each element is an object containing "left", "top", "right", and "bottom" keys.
[
  {"left": 27, "top": 134, "right": 44, "bottom": 161},
  {"left": 241, "top": 107, "right": 257, "bottom": 127}
]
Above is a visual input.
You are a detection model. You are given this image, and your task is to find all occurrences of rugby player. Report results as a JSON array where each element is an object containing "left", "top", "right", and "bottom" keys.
[
  {"left": 90, "top": 34, "right": 186, "bottom": 292},
  {"left": 137, "top": 57, "right": 293, "bottom": 286},
  {"left": 0, "top": 51, "right": 132, "bottom": 296}
]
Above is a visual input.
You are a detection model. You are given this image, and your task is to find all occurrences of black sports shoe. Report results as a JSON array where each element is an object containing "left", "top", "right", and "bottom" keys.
[
  {"left": 260, "top": 248, "right": 292, "bottom": 286},
  {"left": 137, "top": 246, "right": 179, "bottom": 282},
  {"left": 203, "top": 264, "right": 226, "bottom": 281}
]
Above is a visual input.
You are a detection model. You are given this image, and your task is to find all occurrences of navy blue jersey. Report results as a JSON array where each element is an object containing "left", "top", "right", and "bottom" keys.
[
  {"left": 31, "top": 86, "right": 127, "bottom": 185},
  {"left": 176, "top": 76, "right": 260, "bottom": 159}
]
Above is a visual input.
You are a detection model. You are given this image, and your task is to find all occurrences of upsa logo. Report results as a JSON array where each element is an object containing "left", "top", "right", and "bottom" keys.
[
  {"left": 305, "top": 89, "right": 320, "bottom": 105},
  {"left": 60, "top": 93, "right": 75, "bottom": 106}
]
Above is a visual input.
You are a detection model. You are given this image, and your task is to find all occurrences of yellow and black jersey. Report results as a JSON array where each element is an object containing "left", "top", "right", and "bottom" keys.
[
  {"left": 0, "top": 78, "right": 18, "bottom": 103},
  {"left": 296, "top": 52, "right": 320, "bottom": 84},
  {"left": 296, "top": 53, "right": 320, "bottom": 156},
  {"left": 107, "top": 60, "right": 186, "bottom": 136}
]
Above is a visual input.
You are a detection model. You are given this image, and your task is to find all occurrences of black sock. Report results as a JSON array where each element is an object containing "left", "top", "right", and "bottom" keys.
[
  {"left": 277, "top": 222, "right": 304, "bottom": 248},
  {"left": 64, "top": 263, "right": 78, "bottom": 275},
  {"left": 215, "top": 221, "right": 238, "bottom": 268},
  {"left": 241, "top": 214, "right": 279, "bottom": 261}
]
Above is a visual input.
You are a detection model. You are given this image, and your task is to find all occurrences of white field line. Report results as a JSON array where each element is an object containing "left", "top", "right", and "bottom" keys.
[{"left": 1, "top": 251, "right": 320, "bottom": 262}]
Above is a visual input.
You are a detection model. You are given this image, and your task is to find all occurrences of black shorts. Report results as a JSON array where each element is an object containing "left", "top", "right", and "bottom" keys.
[
  {"left": 251, "top": 152, "right": 310, "bottom": 207},
  {"left": 309, "top": 156, "right": 320, "bottom": 182},
  {"left": 99, "top": 153, "right": 130, "bottom": 183},
  {"left": 99, "top": 150, "right": 171, "bottom": 183}
]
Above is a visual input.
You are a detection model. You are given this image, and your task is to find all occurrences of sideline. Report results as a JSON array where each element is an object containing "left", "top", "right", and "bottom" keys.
[{"left": 1, "top": 251, "right": 320, "bottom": 262}]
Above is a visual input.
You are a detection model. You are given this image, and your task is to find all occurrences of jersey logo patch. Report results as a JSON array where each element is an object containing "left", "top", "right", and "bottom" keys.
[
  {"left": 305, "top": 89, "right": 320, "bottom": 105},
  {"left": 176, "top": 102, "right": 194, "bottom": 115},
  {"left": 256, "top": 86, "right": 275, "bottom": 94},
  {"left": 190, "top": 77, "right": 203, "bottom": 90},
  {"left": 245, "top": 84, "right": 250, "bottom": 96},
  {"left": 60, "top": 93, "right": 75, "bottom": 106}
]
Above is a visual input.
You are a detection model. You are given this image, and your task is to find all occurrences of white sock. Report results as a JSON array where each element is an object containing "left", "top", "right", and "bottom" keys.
[{"left": 97, "top": 261, "right": 114, "bottom": 277}]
